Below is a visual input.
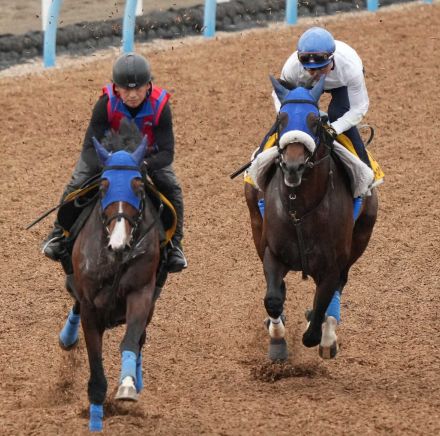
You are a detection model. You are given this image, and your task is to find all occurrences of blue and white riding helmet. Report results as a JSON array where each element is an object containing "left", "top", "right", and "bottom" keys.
[{"left": 297, "top": 27, "right": 335, "bottom": 69}]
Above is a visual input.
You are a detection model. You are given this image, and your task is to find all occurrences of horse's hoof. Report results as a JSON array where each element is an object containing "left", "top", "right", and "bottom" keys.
[
  {"left": 58, "top": 336, "right": 79, "bottom": 351},
  {"left": 115, "top": 377, "right": 139, "bottom": 402},
  {"left": 319, "top": 341, "right": 338, "bottom": 359},
  {"left": 268, "top": 338, "right": 288, "bottom": 362}
]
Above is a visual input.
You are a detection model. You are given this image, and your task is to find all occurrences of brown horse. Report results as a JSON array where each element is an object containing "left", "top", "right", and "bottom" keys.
[
  {"left": 58, "top": 124, "right": 166, "bottom": 431},
  {"left": 244, "top": 77, "right": 378, "bottom": 361}
]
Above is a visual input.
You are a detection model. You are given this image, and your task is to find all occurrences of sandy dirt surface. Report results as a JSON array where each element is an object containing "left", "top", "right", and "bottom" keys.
[
  {"left": 0, "top": 0, "right": 202, "bottom": 35},
  {"left": 0, "top": 2, "right": 439, "bottom": 435}
]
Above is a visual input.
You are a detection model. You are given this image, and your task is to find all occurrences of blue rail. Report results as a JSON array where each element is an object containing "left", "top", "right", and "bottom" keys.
[
  {"left": 204, "top": 0, "right": 217, "bottom": 38},
  {"left": 122, "top": 0, "right": 138, "bottom": 53},
  {"left": 286, "top": 0, "right": 298, "bottom": 25},
  {"left": 367, "top": 0, "right": 378, "bottom": 11},
  {"left": 43, "top": 0, "right": 63, "bottom": 67}
]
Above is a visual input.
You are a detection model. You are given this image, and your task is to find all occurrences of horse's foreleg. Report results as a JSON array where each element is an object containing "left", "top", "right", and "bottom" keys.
[
  {"left": 116, "top": 283, "right": 155, "bottom": 401},
  {"left": 59, "top": 300, "right": 81, "bottom": 350},
  {"left": 320, "top": 290, "right": 340, "bottom": 359},
  {"left": 81, "top": 305, "right": 107, "bottom": 432},
  {"left": 303, "top": 275, "right": 340, "bottom": 349},
  {"left": 245, "top": 183, "right": 264, "bottom": 261},
  {"left": 263, "top": 247, "right": 289, "bottom": 361}
]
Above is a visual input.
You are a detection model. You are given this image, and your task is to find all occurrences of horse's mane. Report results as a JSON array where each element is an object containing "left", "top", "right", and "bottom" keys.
[{"left": 101, "top": 118, "right": 144, "bottom": 153}]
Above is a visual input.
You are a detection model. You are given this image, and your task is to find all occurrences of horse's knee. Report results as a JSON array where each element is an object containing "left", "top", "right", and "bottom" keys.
[{"left": 264, "top": 295, "right": 284, "bottom": 319}]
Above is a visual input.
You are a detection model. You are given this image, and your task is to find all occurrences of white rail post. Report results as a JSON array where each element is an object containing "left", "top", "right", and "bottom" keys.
[{"left": 136, "top": 0, "right": 143, "bottom": 16}]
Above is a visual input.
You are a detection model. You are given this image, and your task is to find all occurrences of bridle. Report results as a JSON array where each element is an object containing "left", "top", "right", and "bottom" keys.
[
  {"left": 275, "top": 100, "right": 334, "bottom": 175},
  {"left": 274, "top": 105, "right": 335, "bottom": 279},
  {"left": 99, "top": 163, "right": 146, "bottom": 246}
]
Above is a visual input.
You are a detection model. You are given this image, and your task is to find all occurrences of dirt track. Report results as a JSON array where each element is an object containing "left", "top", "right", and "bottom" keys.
[{"left": 0, "top": 3, "right": 439, "bottom": 435}]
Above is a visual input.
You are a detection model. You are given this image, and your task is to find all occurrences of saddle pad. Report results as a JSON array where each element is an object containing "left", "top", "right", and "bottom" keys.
[
  {"left": 336, "top": 133, "right": 385, "bottom": 182},
  {"left": 244, "top": 132, "right": 278, "bottom": 187}
]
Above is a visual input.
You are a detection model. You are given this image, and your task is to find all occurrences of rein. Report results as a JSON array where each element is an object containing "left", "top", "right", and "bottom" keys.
[{"left": 276, "top": 122, "right": 334, "bottom": 279}]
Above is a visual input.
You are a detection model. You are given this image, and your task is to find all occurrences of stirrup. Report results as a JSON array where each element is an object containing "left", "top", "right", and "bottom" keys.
[
  {"left": 358, "top": 124, "right": 375, "bottom": 147},
  {"left": 41, "top": 234, "right": 64, "bottom": 254}
]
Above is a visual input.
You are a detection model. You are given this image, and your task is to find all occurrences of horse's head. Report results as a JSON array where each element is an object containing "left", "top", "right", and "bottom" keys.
[
  {"left": 271, "top": 76, "right": 325, "bottom": 187},
  {"left": 93, "top": 135, "right": 147, "bottom": 253}
]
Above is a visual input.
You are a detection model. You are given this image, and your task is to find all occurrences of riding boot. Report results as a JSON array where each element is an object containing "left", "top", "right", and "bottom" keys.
[
  {"left": 149, "top": 165, "right": 187, "bottom": 273},
  {"left": 41, "top": 223, "right": 66, "bottom": 261},
  {"left": 166, "top": 239, "right": 187, "bottom": 273}
]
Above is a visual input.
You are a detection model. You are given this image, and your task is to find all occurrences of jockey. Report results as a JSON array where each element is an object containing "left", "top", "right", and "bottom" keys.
[
  {"left": 42, "top": 52, "right": 187, "bottom": 273},
  {"left": 273, "top": 26, "right": 371, "bottom": 167}
]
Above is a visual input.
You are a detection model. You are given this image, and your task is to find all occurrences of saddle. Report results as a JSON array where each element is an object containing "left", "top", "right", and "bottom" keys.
[{"left": 57, "top": 179, "right": 177, "bottom": 253}]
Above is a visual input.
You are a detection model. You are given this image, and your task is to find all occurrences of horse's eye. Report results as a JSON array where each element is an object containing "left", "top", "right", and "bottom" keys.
[
  {"left": 131, "top": 178, "right": 144, "bottom": 197},
  {"left": 100, "top": 180, "right": 109, "bottom": 196}
]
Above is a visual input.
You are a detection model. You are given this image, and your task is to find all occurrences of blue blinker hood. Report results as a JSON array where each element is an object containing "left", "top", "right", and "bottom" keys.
[{"left": 101, "top": 151, "right": 142, "bottom": 210}]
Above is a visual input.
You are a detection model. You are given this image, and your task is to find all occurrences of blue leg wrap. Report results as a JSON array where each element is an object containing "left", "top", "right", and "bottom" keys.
[
  {"left": 326, "top": 290, "right": 341, "bottom": 323},
  {"left": 120, "top": 351, "right": 137, "bottom": 384},
  {"left": 258, "top": 198, "right": 265, "bottom": 218},
  {"left": 89, "top": 403, "right": 103, "bottom": 432},
  {"left": 59, "top": 309, "right": 80, "bottom": 348},
  {"left": 353, "top": 197, "right": 363, "bottom": 222},
  {"left": 135, "top": 352, "right": 143, "bottom": 393}
]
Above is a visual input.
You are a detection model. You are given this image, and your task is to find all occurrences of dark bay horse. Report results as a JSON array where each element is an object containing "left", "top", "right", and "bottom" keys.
[
  {"left": 58, "top": 123, "right": 166, "bottom": 431},
  {"left": 244, "top": 76, "right": 378, "bottom": 362}
]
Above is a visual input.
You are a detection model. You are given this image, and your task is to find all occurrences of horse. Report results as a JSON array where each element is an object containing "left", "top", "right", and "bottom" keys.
[
  {"left": 57, "top": 122, "right": 167, "bottom": 431},
  {"left": 244, "top": 76, "right": 378, "bottom": 362}
]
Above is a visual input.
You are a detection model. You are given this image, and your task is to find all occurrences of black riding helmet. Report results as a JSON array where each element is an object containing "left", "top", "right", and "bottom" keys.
[{"left": 112, "top": 52, "right": 151, "bottom": 89}]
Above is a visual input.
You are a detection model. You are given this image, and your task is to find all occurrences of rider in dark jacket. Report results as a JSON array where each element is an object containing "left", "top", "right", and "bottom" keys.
[{"left": 42, "top": 52, "right": 187, "bottom": 273}]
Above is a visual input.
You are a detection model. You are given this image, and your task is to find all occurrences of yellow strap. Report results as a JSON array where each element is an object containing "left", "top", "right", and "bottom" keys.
[
  {"left": 64, "top": 182, "right": 100, "bottom": 202},
  {"left": 145, "top": 183, "right": 177, "bottom": 245}
]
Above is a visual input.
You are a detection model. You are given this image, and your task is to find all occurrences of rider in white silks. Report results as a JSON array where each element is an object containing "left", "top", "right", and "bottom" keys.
[
  {"left": 262, "top": 27, "right": 378, "bottom": 359},
  {"left": 273, "top": 26, "right": 372, "bottom": 168}
]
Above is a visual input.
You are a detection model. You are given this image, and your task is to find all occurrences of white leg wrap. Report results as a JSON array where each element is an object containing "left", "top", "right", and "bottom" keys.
[
  {"left": 268, "top": 316, "right": 285, "bottom": 339},
  {"left": 321, "top": 316, "right": 338, "bottom": 347}
]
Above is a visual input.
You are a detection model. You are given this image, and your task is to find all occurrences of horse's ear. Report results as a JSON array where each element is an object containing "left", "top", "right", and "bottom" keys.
[
  {"left": 270, "top": 75, "right": 289, "bottom": 104},
  {"left": 309, "top": 75, "right": 325, "bottom": 102},
  {"left": 92, "top": 137, "right": 110, "bottom": 164},
  {"left": 306, "top": 113, "right": 320, "bottom": 136},
  {"left": 131, "top": 135, "right": 148, "bottom": 166}
]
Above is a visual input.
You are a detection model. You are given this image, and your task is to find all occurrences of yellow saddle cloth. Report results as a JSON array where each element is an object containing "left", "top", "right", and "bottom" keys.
[{"left": 244, "top": 131, "right": 384, "bottom": 186}]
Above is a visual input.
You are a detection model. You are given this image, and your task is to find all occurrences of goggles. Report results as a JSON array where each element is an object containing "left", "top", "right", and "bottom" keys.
[{"left": 297, "top": 52, "right": 334, "bottom": 66}]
